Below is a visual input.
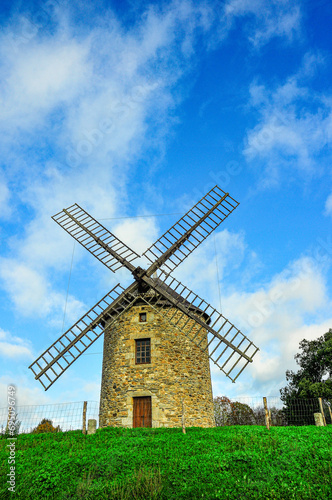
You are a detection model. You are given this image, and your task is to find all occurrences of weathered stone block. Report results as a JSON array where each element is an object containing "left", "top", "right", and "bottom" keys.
[
  {"left": 314, "top": 412, "right": 324, "bottom": 427},
  {"left": 87, "top": 419, "right": 97, "bottom": 434}
]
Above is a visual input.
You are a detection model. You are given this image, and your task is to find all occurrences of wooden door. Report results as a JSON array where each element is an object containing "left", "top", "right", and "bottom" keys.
[{"left": 133, "top": 396, "right": 152, "bottom": 428}]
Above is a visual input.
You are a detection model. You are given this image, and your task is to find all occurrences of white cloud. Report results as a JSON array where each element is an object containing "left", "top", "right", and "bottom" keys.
[
  {"left": 174, "top": 229, "right": 246, "bottom": 296},
  {"left": 82, "top": 381, "right": 100, "bottom": 401},
  {"left": 222, "top": 256, "right": 328, "bottom": 333},
  {"left": 0, "top": 258, "right": 85, "bottom": 320},
  {"left": 0, "top": 261, "right": 49, "bottom": 314},
  {"left": 0, "top": 1, "right": 218, "bottom": 172},
  {"left": 0, "top": 328, "right": 33, "bottom": 359},
  {"left": 209, "top": 255, "right": 332, "bottom": 397},
  {"left": 0, "top": 375, "right": 53, "bottom": 411},
  {"left": 0, "top": 36, "right": 91, "bottom": 138},
  {"left": 0, "top": 176, "right": 11, "bottom": 219},
  {"left": 0, "top": 1, "right": 219, "bottom": 324},
  {"left": 325, "top": 193, "right": 332, "bottom": 216},
  {"left": 0, "top": 0, "right": 308, "bottom": 325},
  {"left": 0, "top": 0, "right": 304, "bottom": 165},
  {"left": 112, "top": 217, "right": 159, "bottom": 256},
  {"left": 244, "top": 53, "right": 332, "bottom": 185},
  {"left": 224, "top": 0, "right": 301, "bottom": 46}
]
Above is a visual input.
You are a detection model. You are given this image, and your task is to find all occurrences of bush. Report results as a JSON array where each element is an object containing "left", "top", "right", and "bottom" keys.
[{"left": 32, "top": 418, "right": 61, "bottom": 434}]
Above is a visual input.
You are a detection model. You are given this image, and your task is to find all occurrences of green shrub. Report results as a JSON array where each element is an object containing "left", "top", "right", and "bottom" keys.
[{"left": 32, "top": 418, "right": 61, "bottom": 434}]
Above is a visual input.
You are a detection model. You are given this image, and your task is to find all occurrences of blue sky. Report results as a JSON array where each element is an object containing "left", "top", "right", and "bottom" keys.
[{"left": 0, "top": 0, "right": 331, "bottom": 410}]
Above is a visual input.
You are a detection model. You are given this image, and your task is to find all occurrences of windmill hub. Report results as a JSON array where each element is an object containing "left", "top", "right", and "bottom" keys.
[
  {"left": 29, "top": 185, "right": 259, "bottom": 428},
  {"left": 132, "top": 266, "right": 147, "bottom": 282}
]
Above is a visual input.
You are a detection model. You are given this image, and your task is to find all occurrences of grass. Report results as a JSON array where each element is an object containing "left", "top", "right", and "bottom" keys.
[{"left": 0, "top": 425, "right": 331, "bottom": 499}]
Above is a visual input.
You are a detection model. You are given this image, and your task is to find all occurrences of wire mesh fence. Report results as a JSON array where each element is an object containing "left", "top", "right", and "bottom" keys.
[
  {"left": 214, "top": 396, "right": 332, "bottom": 427},
  {"left": 0, "top": 397, "right": 331, "bottom": 434},
  {"left": 0, "top": 401, "right": 99, "bottom": 434}
]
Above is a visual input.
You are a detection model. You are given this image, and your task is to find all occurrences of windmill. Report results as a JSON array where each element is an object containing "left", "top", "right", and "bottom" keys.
[{"left": 29, "top": 185, "right": 259, "bottom": 428}]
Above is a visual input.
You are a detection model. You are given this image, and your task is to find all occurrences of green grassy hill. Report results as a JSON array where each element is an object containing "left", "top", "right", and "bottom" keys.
[{"left": 1, "top": 426, "right": 331, "bottom": 499}]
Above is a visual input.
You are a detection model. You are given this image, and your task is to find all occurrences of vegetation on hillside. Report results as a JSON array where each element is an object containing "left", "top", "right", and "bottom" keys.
[{"left": 1, "top": 425, "right": 331, "bottom": 499}]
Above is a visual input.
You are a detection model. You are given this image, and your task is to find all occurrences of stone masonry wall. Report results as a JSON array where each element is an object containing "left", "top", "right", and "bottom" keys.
[{"left": 99, "top": 301, "right": 215, "bottom": 428}]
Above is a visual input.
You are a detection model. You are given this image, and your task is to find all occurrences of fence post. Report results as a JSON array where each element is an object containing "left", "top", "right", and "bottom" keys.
[
  {"left": 328, "top": 404, "right": 332, "bottom": 424},
  {"left": 318, "top": 398, "right": 327, "bottom": 426},
  {"left": 182, "top": 399, "right": 186, "bottom": 434},
  {"left": 82, "top": 401, "right": 87, "bottom": 435},
  {"left": 263, "top": 397, "right": 270, "bottom": 430}
]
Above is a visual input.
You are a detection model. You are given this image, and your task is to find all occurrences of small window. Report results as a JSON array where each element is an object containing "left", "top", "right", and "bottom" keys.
[
  {"left": 135, "top": 338, "right": 151, "bottom": 364},
  {"left": 139, "top": 312, "right": 147, "bottom": 322}
]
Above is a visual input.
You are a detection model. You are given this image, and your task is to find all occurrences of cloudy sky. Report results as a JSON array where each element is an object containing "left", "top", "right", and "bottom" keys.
[{"left": 0, "top": 0, "right": 331, "bottom": 411}]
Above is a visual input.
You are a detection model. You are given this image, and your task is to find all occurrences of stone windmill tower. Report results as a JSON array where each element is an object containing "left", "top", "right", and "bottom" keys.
[{"left": 29, "top": 186, "right": 259, "bottom": 428}]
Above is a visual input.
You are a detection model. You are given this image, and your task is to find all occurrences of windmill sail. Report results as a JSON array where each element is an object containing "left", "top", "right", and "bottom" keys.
[
  {"left": 143, "top": 275, "right": 259, "bottom": 382},
  {"left": 144, "top": 185, "right": 239, "bottom": 276},
  {"left": 52, "top": 204, "right": 139, "bottom": 273},
  {"left": 29, "top": 284, "right": 138, "bottom": 390},
  {"left": 30, "top": 185, "right": 259, "bottom": 392}
]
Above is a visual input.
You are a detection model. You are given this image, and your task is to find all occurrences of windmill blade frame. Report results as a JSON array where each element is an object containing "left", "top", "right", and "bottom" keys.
[
  {"left": 143, "top": 185, "right": 239, "bottom": 277},
  {"left": 52, "top": 204, "right": 139, "bottom": 273},
  {"left": 142, "top": 274, "right": 259, "bottom": 382},
  {"left": 29, "top": 283, "right": 139, "bottom": 390}
]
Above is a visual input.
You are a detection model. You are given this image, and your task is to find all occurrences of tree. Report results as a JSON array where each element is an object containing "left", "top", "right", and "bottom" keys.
[
  {"left": 0, "top": 413, "right": 21, "bottom": 438},
  {"left": 280, "top": 329, "right": 332, "bottom": 425},
  {"left": 32, "top": 418, "right": 60, "bottom": 434},
  {"left": 230, "top": 401, "right": 256, "bottom": 425},
  {"left": 214, "top": 396, "right": 232, "bottom": 426},
  {"left": 213, "top": 396, "right": 255, "bottom": 426}
]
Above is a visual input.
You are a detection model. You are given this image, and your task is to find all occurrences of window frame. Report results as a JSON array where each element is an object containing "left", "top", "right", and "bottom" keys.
[
  {"left": 135, "top": 338, "right": 151, "bottom": 365},
  {"left": 139, "top": 312, "right": 147, "bottom": 322}
]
